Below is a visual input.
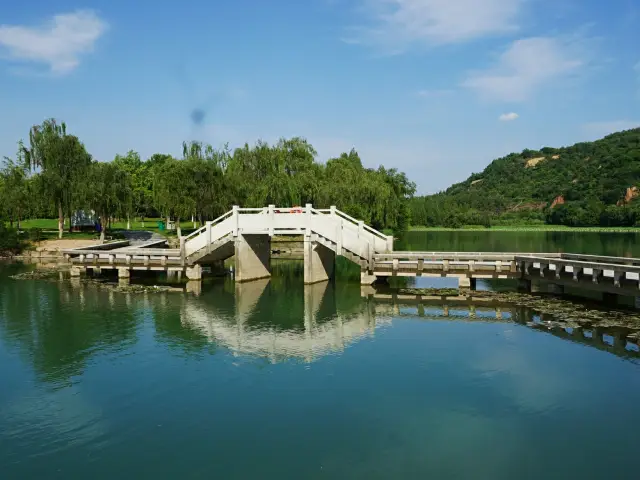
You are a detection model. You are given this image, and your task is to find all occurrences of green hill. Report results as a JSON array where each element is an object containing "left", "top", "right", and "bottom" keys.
[{"left": 411, "top": 128, "right": 640, "bottom": 227}]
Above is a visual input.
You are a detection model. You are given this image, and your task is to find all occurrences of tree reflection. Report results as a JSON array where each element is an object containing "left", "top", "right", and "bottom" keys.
[{"left": 0, "top": 271, "right": 140, "bottom": 385}]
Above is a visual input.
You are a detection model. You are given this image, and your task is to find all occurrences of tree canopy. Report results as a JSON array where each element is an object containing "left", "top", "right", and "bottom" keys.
[
  {"left": 20, "top": 119, "right": 92, "bottom": 238},
  {"left": 1, "top": 118, "right": 415, "bottom": 240}
]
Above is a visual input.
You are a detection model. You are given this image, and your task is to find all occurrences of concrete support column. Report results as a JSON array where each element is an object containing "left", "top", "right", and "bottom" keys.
[
  {"left": 360, "top": 271, "right": 377, "bottom": 285},
  {"left": 186, "top": 280, "right": 202, "bottom": 296},
  {"left": 458, "top": 276, "right": 471, "bottom": 289},
  {"left": 186, "top": 264, "right": 202, "bottom": 280},
  {"left": 117, "top": 267, "right": 130, "bottom": 286},
  {"left": 303, "top": 240, "right": 335, "bottom": 284},
  {"left": 234, "top": 234, "right": 271, "bottom": 283},
  {"left": 70, "top": 266, "right": 83, "bottom": 277}
]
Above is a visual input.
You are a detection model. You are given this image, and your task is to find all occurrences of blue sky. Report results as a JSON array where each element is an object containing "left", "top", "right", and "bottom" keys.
[{"left": 0, "top": 0, "right": 638, "bottom": 194}]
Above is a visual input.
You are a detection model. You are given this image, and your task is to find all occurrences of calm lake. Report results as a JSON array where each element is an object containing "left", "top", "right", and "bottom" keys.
[{"left": 1, "top": 231, "right": 640, "bottom": 479}]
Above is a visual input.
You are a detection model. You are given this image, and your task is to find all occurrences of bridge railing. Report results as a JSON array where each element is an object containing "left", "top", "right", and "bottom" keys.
[
  {"left": 373, "top": 252, "right": 562, "bottom": 261},
  {"left": 183, "top": 210, "right": 235, "bottom": 258},
  {"left": 181, "top": 204, "right": 394, "bottom": 261}
]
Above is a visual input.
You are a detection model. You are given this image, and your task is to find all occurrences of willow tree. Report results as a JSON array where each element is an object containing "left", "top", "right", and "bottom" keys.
[
  {"left": 182, "top": 141, "right": 229, "bottom": 223},
  {"left": 21, "top": 119, "right": 91, "bottom": 238},
  {"left": 153, "top": 158, "right": 196, "bottom": 237},
  {"left": 85, "top": 161, "right": 132, "bottom": 242},
  {"left": 113, "top": 150, "right": 148, "bottom": 229},
  {"left": 225, "top": 137, "right": 319, "bottom": 207}
]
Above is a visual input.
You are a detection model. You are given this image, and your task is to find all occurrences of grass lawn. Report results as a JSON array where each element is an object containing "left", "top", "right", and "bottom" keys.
[
  {"left": 409, "top": 225, "right": 640, "bottom": 233},
  {"left": 18, "top": 218, "right": 203, "bottom": 238}
]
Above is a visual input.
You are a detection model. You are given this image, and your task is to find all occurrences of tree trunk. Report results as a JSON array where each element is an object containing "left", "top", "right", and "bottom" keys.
[
  {"left": 176, "top": 217, "right": 182, "bottom": 237},
  {"left": 127, "top": 214, "right": 131, "bottom": 230},
  {"left": 141, "top": 215, "right": 145, "bottom": 228},
  {"left": 192, "top": 214, "right": 196, "bottom": 229},
  {"left": 100, "top": 216, "right": 106, "bottom": 244},
  {"left": 58, "top": 202, "right": 64, "bottom": 239}
]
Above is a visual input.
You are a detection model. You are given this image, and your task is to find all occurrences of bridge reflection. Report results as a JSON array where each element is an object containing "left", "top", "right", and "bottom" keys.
[
  {"left": 180, "top": 279, "right": 640, "bottom": 363},
  {"left": 180, "top": 280, "right": 391, "bottom": 363}
]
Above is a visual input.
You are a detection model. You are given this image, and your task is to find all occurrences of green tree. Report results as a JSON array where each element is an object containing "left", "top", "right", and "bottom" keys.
[
  {"left": 153, "top": 158, "right": 196, "bottom": 237},
  {"left": 85, "top": 162, "right": 132, "bottom": 242},
  {"left": 21, "top": 119, "right": 92, "bottom": 238},
  {"left": 1, "top": 153, "right": 29, "bottom": 230},
  {"left": 113, "top": 150, "right": 149, "bottom": 228}
]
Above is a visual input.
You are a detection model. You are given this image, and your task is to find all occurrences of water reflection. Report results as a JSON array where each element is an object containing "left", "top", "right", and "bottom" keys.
[
  {"left": 180, "top": 275, "right": 640, "bottom": 363},
  {"left": 0, "top": 271, "right": 140, "bottom": 386},
  {"left": 399, "top": 230, "right": 640, "bottom": 257},
  {"left": 1, "top": 262, "right": 639, "bottom": 385},
  {"left": 181, "top": 280, "right": 388, "bottom": 363}
]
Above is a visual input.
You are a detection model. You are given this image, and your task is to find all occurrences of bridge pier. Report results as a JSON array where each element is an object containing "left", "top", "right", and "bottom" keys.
[
  {"left": 70, "top": 266, "right": 84, "bottom": 277},
  {"left": 304, "top": 240, "right": 335, "bottom": 284},
  {"left": 117, "top": 267, "right": 130, "bottom": 285},
  {"left": 360, "top": 271, "right": 377, "bottom": 285},
  {"left": 186, "top": 280, "right": 202, "bottom": 296},
  {"left": 234, "top": 234, "right": 271, "bottom": 283},
  {"left": 117, "top": 267, "right": 130, "bottom": 279},
  {"left": 186, "top": 264, "right": 202, "bottom": 281}
]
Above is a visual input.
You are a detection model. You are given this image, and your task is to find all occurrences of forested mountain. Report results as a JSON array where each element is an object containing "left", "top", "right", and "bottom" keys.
[{"left": 411, "top": 128, "right": 640, "bottom": 227}]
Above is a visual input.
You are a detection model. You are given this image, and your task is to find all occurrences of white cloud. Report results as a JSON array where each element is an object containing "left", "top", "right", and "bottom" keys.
[
  {"left": 462, "top": 36, "right": 585, "bottom": 102},
  {"left": 346, "top": 0, "right": 524, "bottom": 52},
  {"left": 0, "top": 10, "right": 107, "bottom": 74},
  {"left": 499, "top": 112, "right": 519, "bottom": 121},
  {"left": 583, "top": 121, "right": 640, "bottom": 137}
]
